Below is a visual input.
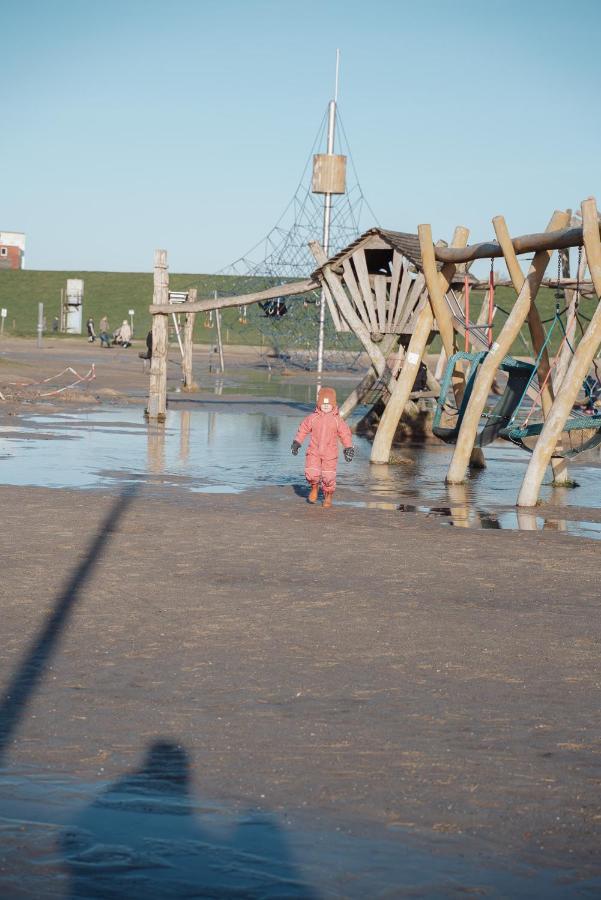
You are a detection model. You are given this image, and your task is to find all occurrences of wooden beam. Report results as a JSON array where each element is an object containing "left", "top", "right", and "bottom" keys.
[
  {"left": 182, "top": 287, "right": 198, "bottom": 391},
  {"left": 352, "top": 249, "right": 379, "bottom": 332},
  {"left": 418, "top": 224, "right": 462, "bottom": 362},
  {"left": 394, "top": 274, "right": 426, "bottom": 334},
  {"left": 147, "top": 249, "right": 169, "bottom": 421},
  {"left": 387, "top": 251, "right": 403, "bottom": 328},
  {"left": 338, "top": 334, "right": 400, "bottom": 419},
  {"left": 493, "top": 215, "right": 569, "bottom": 485},
  {"left": 445, "top": 210, "right": 570, "bottom": 485},
  {"left": 517, "top": 198, "right": 601, "bottom": 506},
  {"left": 434, "top": 224, "right": 597, "bottom": 264},
  {"left": 342, "top": 259, "right": 370, "bottom": 326},
  {"left": 149, "top": 278, "right": 318, "bottom": 315}
]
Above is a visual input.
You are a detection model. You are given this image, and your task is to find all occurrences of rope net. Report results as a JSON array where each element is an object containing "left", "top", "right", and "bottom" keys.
[{"left": 216, "top": 108, "right": 376, "bottom": 370}]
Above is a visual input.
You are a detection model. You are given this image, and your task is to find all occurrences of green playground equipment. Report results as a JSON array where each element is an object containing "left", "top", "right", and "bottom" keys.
[{"left": 432, "top": 351, "right": 535, "bottom": 449}]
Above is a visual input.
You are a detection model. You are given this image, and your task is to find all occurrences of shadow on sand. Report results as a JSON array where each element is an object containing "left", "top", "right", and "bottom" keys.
[
  {"left": 0, "top": 485, "right": 140, "bottom": 764},
  {"left": 60, "top": 740, "right": 316, "bottom": 899}
]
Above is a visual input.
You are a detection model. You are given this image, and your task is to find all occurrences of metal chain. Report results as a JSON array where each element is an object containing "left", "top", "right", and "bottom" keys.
[{"left": 555, "top": 250, "right": 563, "bottom": 312}]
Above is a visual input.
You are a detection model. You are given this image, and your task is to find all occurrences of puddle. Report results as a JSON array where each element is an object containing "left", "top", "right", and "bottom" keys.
[
  {"left": 1, "top": 403, "right": 601, "bottom": 539},
  {"left": 0, "top": 765, "right": 597, "bottom": 899}
]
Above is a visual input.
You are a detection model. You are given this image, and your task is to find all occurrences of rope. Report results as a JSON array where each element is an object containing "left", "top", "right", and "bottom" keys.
[{"left": 7, "top": 365, "right": 96, "bottom": 396}]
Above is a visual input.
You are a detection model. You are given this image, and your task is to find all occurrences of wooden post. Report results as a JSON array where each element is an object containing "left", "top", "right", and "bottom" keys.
[
  {"left": 182, "top": 288, "right": 198, "bottom": 391},
  {"left": 493, "top": 215, "right": 570, "bottom": 485},
  {"left": 338, "top": 335, "right": 399, "bottom": 419},
  {"left": 147, "top": 249, "right": 169, "bottom": 421},
  {"left": 418, "top": 225, "right": 459, "bottom": 361},
  {"left": 517, "top": 198, "right": 601, "bottom": 506},
  {"left": 446, "top": 210, "right": 570, "bottom": 484},
  {"left": 554, "top": 245, "right": 587, "bottom": 391},
  {"left": 370, "top": 226, "right": 469, "bottom": 464}
]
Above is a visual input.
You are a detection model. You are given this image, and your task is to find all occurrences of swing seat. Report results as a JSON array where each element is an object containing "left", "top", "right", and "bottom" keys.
[
  {"left": 432, "top": 351, "right": 535, "bottom": 448},
  {"left": 501, "top": 413, "right": 601, "bottom": 458}
]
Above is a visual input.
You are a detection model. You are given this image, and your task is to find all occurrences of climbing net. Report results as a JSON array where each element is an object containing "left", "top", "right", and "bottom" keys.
[{"left": 218, "top": 108, "right": 377, "bottom": 370}]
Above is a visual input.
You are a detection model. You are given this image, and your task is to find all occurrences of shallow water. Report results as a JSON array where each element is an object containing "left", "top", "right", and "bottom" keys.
[
  {"left": 1, "top": 405, "right": 601, "bottom": 539},
  {"left": 0, "top": 766, "right": 597, "bottom": 899}
]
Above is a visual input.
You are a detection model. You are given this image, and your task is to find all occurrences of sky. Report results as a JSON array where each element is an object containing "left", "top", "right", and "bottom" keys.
[{"left": 2, "top": 0, "right": 600, "bottom": 274}]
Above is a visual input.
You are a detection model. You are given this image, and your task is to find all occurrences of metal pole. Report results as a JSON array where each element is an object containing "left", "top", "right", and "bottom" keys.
[
  {"left": 37, "top": 302, "right": 44, "bottom": 349},
  {"left": 214, "top": 296, "right": 225, "bottom": 373},
  {"left": 316, "top": 49, "right": 340, "bottom": 387}
]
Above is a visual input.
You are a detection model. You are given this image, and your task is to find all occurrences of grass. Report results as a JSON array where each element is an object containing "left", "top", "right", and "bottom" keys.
[{"left": 0, "top": 269, "right": 585, "bottom": 358}]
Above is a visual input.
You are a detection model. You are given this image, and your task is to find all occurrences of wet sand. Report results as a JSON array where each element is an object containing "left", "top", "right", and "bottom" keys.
[{"left": 1, "top": 339, "right": 600, "bottom": 896}]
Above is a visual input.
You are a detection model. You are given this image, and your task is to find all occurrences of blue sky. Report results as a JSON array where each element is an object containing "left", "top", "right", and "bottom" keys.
[{"left": 2, "top": 0, "right": 600, "bottom": 273}]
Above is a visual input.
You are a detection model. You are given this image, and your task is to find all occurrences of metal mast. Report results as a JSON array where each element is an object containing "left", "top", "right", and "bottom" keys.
[{"left": 316, "top": 49, "right": 340, "bottom": 382}]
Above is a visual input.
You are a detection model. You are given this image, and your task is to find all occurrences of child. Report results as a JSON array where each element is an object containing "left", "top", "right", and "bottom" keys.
[{"left": 291, "top": 386, "right": 354, "bottom": 508}]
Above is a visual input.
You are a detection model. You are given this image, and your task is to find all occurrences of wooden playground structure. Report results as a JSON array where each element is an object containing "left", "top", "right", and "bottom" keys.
[{"left": 147, "top": 197, "right": 601, "bottom": 508}]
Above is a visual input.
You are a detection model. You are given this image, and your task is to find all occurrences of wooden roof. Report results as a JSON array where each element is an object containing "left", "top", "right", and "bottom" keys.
[{"left": 312, "top": 227, "right": 476, "bottom": 284}]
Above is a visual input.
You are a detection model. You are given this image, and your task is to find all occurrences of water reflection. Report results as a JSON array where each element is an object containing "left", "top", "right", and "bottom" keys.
[
  {"left": 179, "top": 411, "right": 191, "bottom": 463},
  {"left": 1, "top": 406, "right": 601, "bottom": 540},
  {"left": 146, "top": 423, "right": 165, "bottom": 475}
]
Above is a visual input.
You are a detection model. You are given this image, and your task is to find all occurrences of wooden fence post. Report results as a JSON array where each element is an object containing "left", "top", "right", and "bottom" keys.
[
  {"left": 182, "top": 288, "right": 198, "bottom": 391},
  {"left": 370, "top": 226, "right": 469, "bottom": 464},
  {"left": 493, "top": 215, "right": 570, "bottom": 485},
  {"left": 147, "top": 249, "right": 169, "bottom": 421},
  {"left": 517, "top": 197, "right": 601, "bottom": 506},
  {"left": 445, "top": 210, "right": 570, "bottom": 484}
]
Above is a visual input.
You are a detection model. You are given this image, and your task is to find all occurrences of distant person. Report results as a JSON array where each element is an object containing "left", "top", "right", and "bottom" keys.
[
  {"left": 86, "top": 316, "right": 96, "bottom": 343},
  {"left": 139, "top": 330, "right": 153, "bottom": 361},
  {"left": 291, "top": 386, "right": 354, "bottom": 509},
  {"left": 113, "top": 320, "right": 132, "bottom": 348},
  {"left": 98, "top": 315, "right": 111, "bottom": 348},
  {"left": 52, "top": 316, "right": 59, "bottom": 333}
]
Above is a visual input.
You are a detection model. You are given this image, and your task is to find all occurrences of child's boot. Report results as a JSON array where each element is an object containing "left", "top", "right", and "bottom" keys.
[
  {"left": 308, "top": 483, "right": 319, "bottom": 504},
  {"left": 322, "top": 492, "right": 333, "bottom": 509}
]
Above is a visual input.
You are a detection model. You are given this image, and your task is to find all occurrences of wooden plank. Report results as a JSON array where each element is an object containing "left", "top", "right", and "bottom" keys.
[
  {"left": 342, "top": 259, "right": 370, "bottom": 326},
  {"left": 352, "top": 249, "right": 379, "bottom": 332},
  {"left": 322, "top": 282, "right": 346, "bottom": 332},
  {"left": 149, "top": 278, "right": 318, "bottom": 315},
  {"left": 374, "top": 275, "right": 387, "bottom": 331},
  {"left": 395, "top": 274, "right": 426, "bottom": 334},
  {"left": 391, "top": 268, "right": 415, "bottom": 330},
  {"left": 387, "top": 251, "right": 402, "bottom": 328}
]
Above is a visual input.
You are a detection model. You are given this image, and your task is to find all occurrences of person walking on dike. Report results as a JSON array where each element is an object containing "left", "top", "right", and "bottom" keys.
[
  {"left": 86, "top": 316, "right": 96, "bottom": 342},
  {"left": 99, "top": 315, "right": 111, "bottom": 348},
  {"left": 291, "top": 386, "right": 354, "bottom": 508}
]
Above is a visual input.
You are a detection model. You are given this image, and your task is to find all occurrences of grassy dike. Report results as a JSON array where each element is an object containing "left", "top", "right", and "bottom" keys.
[{"left": 0, "top": 268, "right": 576, "bottom": 356}]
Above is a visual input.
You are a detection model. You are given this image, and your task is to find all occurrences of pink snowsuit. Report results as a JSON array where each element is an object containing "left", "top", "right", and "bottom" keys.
[{"left": 294, "top": 404, "right": 353, "bottom": 495}]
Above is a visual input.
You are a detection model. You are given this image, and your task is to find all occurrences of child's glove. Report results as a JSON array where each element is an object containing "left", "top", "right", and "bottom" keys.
[
  {"left": 344, "top": 447, "right": 355, "bottom": 463},
  {"left": 291, "top": 440, "right": 301, "bottom": 456}
]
